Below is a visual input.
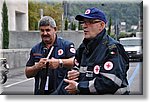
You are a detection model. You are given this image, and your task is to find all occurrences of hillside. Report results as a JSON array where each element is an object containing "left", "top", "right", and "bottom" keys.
[{"left": 67, "top": 2, "right": 141, "bottom": 30}]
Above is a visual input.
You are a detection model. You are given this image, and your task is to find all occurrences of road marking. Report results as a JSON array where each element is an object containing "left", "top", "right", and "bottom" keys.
[
  {"left": 128, "top": 62, "right": 141, "bottom": 86},
  {"left": 4, "top": 78, "right": 34, "bottom": 88}
]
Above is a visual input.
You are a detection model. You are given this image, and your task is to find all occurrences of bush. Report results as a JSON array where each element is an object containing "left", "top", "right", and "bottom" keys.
[
  {"left": 70, "top": 22, "right": 76, "bottom": 30},
  {"left": 118, "top": 32, "right": 127, "bottom": 39},
  {"left": 78, "top": 22, "right": 83, "bottom": 30},
  {"left": 64, "top": 18, "right": 68, "bottom": 30}
]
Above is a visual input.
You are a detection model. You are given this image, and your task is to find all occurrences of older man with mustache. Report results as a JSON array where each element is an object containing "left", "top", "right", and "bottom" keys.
[{"left": 25, "top": 16, "right": 75, "bottom": 95}]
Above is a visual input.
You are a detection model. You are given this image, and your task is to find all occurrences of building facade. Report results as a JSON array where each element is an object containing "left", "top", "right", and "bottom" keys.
[{"left": 0, "top": 0, "right": 28, "bottom": 49}]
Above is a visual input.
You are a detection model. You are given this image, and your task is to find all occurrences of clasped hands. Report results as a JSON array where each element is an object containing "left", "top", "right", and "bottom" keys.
[
  {"left": 35, "top": 57, "right": 59, "bottom": 69},
  {"left": 36, "top": 57, "right": 80, "bottom": 94}
]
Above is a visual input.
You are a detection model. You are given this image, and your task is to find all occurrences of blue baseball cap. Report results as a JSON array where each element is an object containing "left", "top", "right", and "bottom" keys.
[{"left": 75, "top": 7, "right": 107, "bottom": 24}]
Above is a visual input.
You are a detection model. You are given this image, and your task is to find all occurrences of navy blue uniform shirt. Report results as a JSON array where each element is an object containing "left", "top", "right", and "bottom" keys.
[
  {"left": 75, "top": 29, "right": 129, "bottom": 95},
  {"left": 26, "top": 37, "right": 75, "bottom": 94}
]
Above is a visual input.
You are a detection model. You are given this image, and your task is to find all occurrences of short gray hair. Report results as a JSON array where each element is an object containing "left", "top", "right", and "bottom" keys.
[{"left": 38, "top": 16, "right": 56, "bottom": 28}]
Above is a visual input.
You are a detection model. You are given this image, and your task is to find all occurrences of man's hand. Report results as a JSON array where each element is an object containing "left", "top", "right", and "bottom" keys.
[
  {"left": 64, "top": 79, "right": 78, "bottom": 94},
  {"left": 36, "top": 58, "right": 47, "bottom": 69},
  {"left": 67, "top": 70, "right": 79, "bottom": 81},
  {"left": 48, "top": 57, "right": 59, "bottom": 69}
]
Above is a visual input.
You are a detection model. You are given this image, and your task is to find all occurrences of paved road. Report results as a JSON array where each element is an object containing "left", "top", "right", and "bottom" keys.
[{"left": 1, "top": 62, "right": 142, "bottom": 95}]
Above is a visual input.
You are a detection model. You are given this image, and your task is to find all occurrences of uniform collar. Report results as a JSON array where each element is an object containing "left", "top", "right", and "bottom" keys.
[{"left": 83, "top": 29, "right": 106, "bottom": 52}]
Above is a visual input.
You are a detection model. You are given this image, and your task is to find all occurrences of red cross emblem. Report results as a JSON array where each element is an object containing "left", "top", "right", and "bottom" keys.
[
  {"left": 94, "top": 65, "right": 100, "bottom": 74},
  {"left": 104, "top": 61, "right": 113, "bottom": 70},
  {"left": 85, "top": 9, "right": 91, "bottom": 14},
  {"left": 58, "top": 49, "right": 63, "bottom": 56},
  {"left": 70, "top": 48, "right": 76, "bottom": 53}
]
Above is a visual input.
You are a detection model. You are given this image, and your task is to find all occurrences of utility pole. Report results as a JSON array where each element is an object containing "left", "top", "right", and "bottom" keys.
[
  {"left": 40, "top": 9, "right": 43, "bottom": 19},
  {"left": 61, "top": 13, "right": 64, "bottom": 34},
  {"left": 61, "top": 1, "right": 66, "bottom": 35}
]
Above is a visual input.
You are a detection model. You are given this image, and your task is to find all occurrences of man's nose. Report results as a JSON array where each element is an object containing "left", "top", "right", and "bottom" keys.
[
  {"left": 82, "top": 24, "right": 87, "bottom": 29},
  {"left": 43, "top": 30, "right": 48, "bottom": 35}
]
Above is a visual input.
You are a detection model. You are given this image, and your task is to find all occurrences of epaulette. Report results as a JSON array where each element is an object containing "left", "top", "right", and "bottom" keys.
[{"left": 108, "top": 44, "right": 117, "bottom": 50}]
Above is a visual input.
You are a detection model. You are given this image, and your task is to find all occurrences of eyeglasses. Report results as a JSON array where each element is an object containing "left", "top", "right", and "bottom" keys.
[{"left": 79, "top": 20, "right": 101, "bottom": 25}]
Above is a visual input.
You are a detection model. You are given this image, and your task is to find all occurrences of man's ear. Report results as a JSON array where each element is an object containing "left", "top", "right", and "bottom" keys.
[
  {"left": 100, "top": 21, "right": 105, "bottom": 28},
  {"left": 99, "top": 21, "right": 105, "bottom": 31},
  {"left": 54, "top": 27, "right": 57, "bottom": 31}
]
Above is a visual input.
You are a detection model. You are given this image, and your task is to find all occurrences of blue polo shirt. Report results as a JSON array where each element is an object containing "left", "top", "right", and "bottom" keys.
[{"left": 26, "top": 37, "right": 75, "bottom": 94}]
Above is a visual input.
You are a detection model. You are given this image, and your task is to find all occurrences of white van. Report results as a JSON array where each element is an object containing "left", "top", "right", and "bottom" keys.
[{"left": 119, "top": 37, "right": 143, "bottom": 62}]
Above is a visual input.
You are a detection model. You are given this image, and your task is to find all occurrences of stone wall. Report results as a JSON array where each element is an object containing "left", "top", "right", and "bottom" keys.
[
  {"left": 1, "top": 49, "right": 30, "bottom": 69},
  {"left": 9, "top": 31, "right": 84, "bottom": 49},
  {"left": 2, "top": 31, "right": 84, "bottom": 69}
]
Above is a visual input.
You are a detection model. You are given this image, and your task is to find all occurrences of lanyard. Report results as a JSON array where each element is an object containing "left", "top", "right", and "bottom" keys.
[
  {"left": 46, "top": 46, "right": 54, "bottom": 59},
  {"left": 45, "top": 46, "right": 54, "bottom": 90},
  {"left": 39, "top": 46, "right": 55, "bottom": 94}
]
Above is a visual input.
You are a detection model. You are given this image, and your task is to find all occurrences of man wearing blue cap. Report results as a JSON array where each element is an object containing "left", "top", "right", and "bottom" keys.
[{"left": 64, "top": 7, "right": 130, "bottom": 95}]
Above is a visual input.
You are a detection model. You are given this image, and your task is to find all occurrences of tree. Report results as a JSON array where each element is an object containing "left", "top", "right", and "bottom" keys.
[
  {"left": 28, "top": 1, "right": 41, "bottom": 30},
  {"left": 107, "top": 17, "right": 112, "bottom": 36},
  {"left": 70, "top": 22, "right": 76, "bottom": 30},
  {"left": 78, "top": 22, "right": 83, "bottom": 30},
  {"left": 28, "top": 1, "right": 63, "bottom": 30},
  {"left": 64, "top": 18, "right": 68, "bottom": 30},
  {"left": 2, "top": 1, "right": 9, "bottom": 49}
]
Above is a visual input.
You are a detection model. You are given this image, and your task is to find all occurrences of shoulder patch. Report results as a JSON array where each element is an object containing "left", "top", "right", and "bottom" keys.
[
  {"left": 94, "top": 65, "right": 100, "bottom": 74},
  {"left": 58, "top": 49, "right": 64, "bottom": 56},
  {"left": 104, "top": 61, "right": 113, "bottom": 71},
  {"left": 70, "top": 48, "right": 76, "bottom": 53}
]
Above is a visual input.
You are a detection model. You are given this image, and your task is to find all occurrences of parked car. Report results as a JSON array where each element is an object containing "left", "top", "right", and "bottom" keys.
[
  {"left": 119, "top": 37, "right": 143, "bottom": 62},
  {"left": 0, "top": 58, "right": 9, "bottom": 84}
]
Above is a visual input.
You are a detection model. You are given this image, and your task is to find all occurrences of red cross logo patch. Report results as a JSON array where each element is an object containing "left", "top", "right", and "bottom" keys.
[
  {"left": 70, "top": 48, "right": 76, "bottom": 53},
  {"left": 94, "top": 65, "right": 100, "bottom": 74},
  {"left": 85, "top": 9, "right": 91, "bottom": 14},
  {"left": 104, "top": 61, "right": 113, "bottom": 70},
  {"left": 58, "top": 49, "right": 63, "bottom": 56}
]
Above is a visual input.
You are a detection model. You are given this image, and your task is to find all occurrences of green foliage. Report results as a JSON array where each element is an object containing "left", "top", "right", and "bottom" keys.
[
  {"left": 28, "top": 1, "right": 63, "bottom": 30},
  {"left": 64, "top": 18, "right": 68, "bottom": 30},
  {"left": 2, "top": 1, "right": 9, "bottom": 49},
  {"left": 70, "top": 22, "right": 76, "bottom": 30},
  {"left": 28, "top": 1, "right": 39, "bottom": 30},
  {"left": 110, "top": 33, "right": 115, "bottom": 38},
  {"left": 118, "top": 32, "right": 127, "bottom": 39},
  {"left": 78, "top": 23, "right": 83, "bottom": 30},
  {"left": 68, "top": 2, "right": 140, "bottom": 31},
  {"left": 107, "top": 17, "right": 112, "bottom": 35}
]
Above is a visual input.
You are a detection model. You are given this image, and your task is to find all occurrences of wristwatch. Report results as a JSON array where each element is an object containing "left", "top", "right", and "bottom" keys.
[{"left": 58, "top": 59, "right": 63, "bottom": 68}]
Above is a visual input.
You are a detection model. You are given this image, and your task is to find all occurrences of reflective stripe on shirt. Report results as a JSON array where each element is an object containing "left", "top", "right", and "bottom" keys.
[
  {"left": 88, "top": 78, "right": 97, "bottom": 93},
  {"left": 114, "top": 85, "right": 130, "bottom": 94},
  {"left": 100, "top": 72, "right": 122, "bottom": 87}
]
